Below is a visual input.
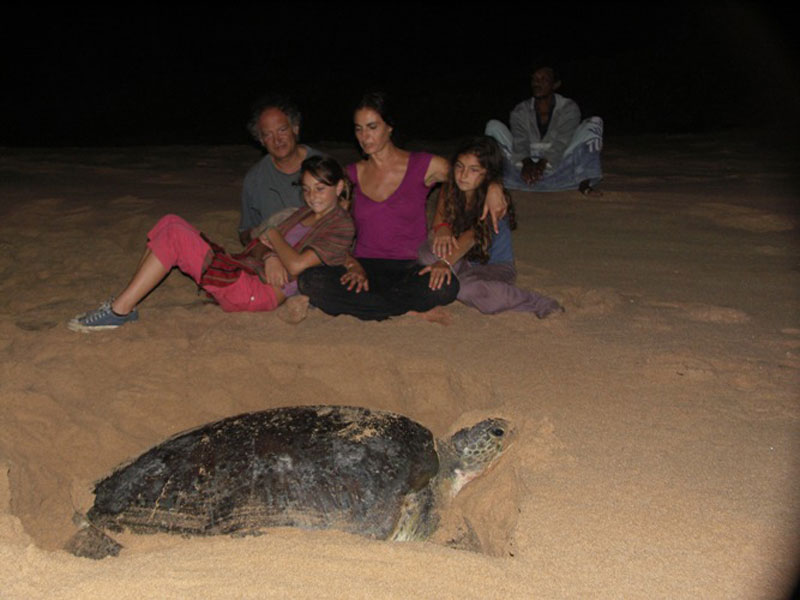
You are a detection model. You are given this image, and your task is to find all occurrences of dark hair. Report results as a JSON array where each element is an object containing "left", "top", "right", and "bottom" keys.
[
  {"left": 353, "top": 91, "right": 396, "bottom": 129},
  {"left": 247, "top": 93, "right": 302, "bottom": 142},
  {"left": 531, "top": 65, "right": 560, "bottom": 83},
  {"left": 442, "top": 136, "right": 516, "bottom": 264},
  {"left": 300, "top": 155, "right": 352, "bottom": 204}
]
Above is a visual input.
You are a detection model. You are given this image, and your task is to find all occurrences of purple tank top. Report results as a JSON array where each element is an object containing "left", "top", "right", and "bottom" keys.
[
  {"left": 347, "top": 152, "right": 434, "bottom": 260},
  {"left": 280, "top": 221, "right": 312, "bottom": 297}
]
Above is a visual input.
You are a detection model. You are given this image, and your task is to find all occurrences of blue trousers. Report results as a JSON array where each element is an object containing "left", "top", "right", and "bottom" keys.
[{"left": 485, "top": 117, "right": 603, "bottom": 192}]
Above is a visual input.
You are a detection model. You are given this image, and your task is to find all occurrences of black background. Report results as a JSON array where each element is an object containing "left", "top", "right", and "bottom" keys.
[{"left": 2, "top": 3, "right": 797, "bottom": 146}]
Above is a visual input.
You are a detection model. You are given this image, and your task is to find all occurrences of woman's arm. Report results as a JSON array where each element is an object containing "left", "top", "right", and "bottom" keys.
[
  {"left": 480, "top": 182, "right": 508, "bottom": 233},
  {"left": 423, "top": 155, "right": 450, "bottom": 186},
  {"left": 340, "top": 254, "right": 369, "bottom": 293},
  {"left": 442, "top": 229, "right": 476, "bottom": 265},
  {"left": 432, "top": 182, "right": 506, "bottom": 259},
  {"left": 430, "top": 187, "right": 457, "bottom": 258},
  {"left": 419, "top": 228, "right": 476, "bottom": 290}
]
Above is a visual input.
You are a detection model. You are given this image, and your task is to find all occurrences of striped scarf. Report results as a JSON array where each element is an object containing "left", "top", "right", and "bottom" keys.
[{"left": 199, "top": 205, "right": 354, "bottom": 289}]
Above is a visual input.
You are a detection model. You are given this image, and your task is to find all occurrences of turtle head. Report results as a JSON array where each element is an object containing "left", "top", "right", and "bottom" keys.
[{"left": 445, "top": 418, "right": 514, "bottom": 497}]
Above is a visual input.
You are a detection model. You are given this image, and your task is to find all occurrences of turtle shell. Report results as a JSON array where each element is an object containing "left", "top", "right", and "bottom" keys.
[{"left": 88, "top": 406, "right": 439, "bottom": 540}]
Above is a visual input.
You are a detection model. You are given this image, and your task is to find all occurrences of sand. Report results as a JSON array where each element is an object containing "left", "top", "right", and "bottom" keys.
[{"left": 0, "top": 132, "right": 798, "bottom": 599}]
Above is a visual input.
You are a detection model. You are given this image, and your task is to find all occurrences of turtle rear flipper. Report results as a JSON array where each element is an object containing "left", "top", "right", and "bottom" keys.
[{"left": 65, "top": 522, "right": 123, "bottom": 559}]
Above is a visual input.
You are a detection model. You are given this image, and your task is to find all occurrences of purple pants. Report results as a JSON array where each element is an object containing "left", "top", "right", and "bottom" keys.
[{"left": 418, "top": 241, "right": 561, "bottom": 317}]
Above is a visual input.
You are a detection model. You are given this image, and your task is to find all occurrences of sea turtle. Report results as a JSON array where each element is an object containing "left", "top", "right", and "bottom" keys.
[{"left": 65, "top": 405, "right": 514, "bottom": 559}]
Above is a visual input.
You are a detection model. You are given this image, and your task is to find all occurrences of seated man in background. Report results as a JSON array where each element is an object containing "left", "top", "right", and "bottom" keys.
[
  {"left": 239, "top": 94, "right": 320, "bottom": 245},
  {"left": 485, "top": 66, "right": 603, "bottom": 195}
]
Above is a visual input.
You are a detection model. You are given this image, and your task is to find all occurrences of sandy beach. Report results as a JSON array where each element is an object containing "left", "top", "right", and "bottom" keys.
[{"left": 0, "top": 131, "right": 798, "bottom": 599}]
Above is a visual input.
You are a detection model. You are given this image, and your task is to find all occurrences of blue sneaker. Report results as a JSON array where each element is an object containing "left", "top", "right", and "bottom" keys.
[{"left": 68, "top": 300, "right": 139, "bottom": 332}]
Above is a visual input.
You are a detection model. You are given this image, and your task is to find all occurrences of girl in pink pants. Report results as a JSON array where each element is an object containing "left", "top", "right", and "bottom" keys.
[{"left": 68, "top": 156, "right": 354, "bottom": 332}]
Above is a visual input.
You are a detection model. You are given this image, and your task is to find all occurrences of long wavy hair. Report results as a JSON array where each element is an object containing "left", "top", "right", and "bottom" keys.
[
  {"left": 300, "top": 155, "right": 353, "bottom": 206},
  {"left": 442, "top": 137, "right": 516, "bottom": 264}
]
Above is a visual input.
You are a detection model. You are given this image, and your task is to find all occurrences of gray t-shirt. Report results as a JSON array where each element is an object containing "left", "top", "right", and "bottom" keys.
[{"left": 238, "top": 145, "right": 321, "bottom": 232}]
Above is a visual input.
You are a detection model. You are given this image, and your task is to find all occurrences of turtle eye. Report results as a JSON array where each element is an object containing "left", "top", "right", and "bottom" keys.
[{"left": 491, "top": 427, "right": 505, "bottom": 437}]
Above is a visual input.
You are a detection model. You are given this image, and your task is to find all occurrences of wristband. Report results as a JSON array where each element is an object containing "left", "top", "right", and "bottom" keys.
[
  {"left": 440, "top": 257, "right": 454, "bottom": 273},
  {"left": 433, "top": 222, "right": 451, "bottom": 233}
]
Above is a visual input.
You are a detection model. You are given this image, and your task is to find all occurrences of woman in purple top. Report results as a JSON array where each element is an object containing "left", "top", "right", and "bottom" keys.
[{"left": 299, "top": 92, "right": 505, "bottom": 322}]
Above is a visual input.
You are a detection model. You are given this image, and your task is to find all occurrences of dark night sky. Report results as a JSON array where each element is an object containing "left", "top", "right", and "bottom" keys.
[{"left": 2, "top": 3, "right": 797, "bottom": 146}]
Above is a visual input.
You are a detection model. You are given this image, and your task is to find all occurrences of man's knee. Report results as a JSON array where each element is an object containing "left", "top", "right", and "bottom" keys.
[{"left": 484, "top": 119, "right": 512, "bottom": 149}]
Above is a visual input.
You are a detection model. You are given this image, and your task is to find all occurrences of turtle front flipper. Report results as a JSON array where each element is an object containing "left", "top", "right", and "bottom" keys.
[
  {"left": 64, "top": 515, "right": 123, "bottom": 559},
  {"left": 389, "top": 487, "right": 437, "bottom": 542}
]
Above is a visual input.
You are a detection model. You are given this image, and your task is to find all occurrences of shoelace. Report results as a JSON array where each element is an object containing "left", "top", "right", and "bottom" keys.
[{"left": 82, "top": 305, "right": 113, "bottom": 324}]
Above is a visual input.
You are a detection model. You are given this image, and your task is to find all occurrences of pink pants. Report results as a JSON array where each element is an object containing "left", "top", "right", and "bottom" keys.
[{"left": 147, "top": 215, "right": 278, "bottom": 312}]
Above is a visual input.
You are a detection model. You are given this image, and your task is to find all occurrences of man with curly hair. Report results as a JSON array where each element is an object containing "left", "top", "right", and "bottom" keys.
[{"left": 238, "top": 94, "right": 321, "bottom": 245}]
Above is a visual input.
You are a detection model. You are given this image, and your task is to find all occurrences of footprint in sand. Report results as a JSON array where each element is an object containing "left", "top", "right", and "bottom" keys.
[
  {"left": 15, "top": 320, "right": 59, "bottom": 332},
  {"left": 687, "top": 203, "right": 796, "bottom": 233},
  {"left": 754, "top": 245, "right": 790, "bottom": 257},
  {"left": 644, "top": 353, "right": 717, "bottom": 382},
  {"left": 107, "top": 195, "right": 156, "bottom": 208},
  {"left": 0, "top": 239, "right": 14, "bottom": 274},
  {"left": 769, "top": 329, "right": 800, "bottom": 369},
  {"left": 631, "top": 314, "right": 673, "bottom": 332},
  {"left": 520, "top": 417, "right": 575, "bottom": 471},
  {"left": 642, "top": 352, "right": 761, "bottom": 388},
  {"left": 646, "top": 300, "right": 750, "bottom": 324},
  {"left": 556, "top": 286, "right": 625, "bottom": 316},
  {"left": 14, "top": 300, "right": 80, "bottom": 331},
  {"left": 682, "top": 304, "right": 750, "bottom": 324}
]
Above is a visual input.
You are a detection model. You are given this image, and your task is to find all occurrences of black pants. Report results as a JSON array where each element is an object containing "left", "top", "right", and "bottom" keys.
[{"left": 298, "top": 258, "right": 459, "bottom": 321}]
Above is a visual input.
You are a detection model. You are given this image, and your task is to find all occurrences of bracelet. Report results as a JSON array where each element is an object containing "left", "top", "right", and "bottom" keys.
[
  {"left": 439, "top": 257, "right": 454, "bottom": 273},
  {"left": 433, "top": 222, "right": 451, "bottom": 233}
]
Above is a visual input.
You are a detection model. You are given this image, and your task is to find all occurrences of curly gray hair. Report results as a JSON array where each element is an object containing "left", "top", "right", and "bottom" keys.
[{"left": 247, "top": 94, "right": 302, "bottom": 142}]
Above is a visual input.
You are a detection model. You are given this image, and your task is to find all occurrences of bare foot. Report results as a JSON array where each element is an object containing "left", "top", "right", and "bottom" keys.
[
  {"left": 408, "top": 306, "right": 452, "bottom": 326},
  {"left": 277, "top": 295, "right": 310, "bottom": 324},
  {"left": 539, "top": 304, "right": 566, "bottom": 319},
  {"left": 579, "top": 179, "right": 603, "bottom": 197}
]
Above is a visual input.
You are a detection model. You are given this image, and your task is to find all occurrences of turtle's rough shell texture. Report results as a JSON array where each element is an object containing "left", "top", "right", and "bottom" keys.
[{"left": 88, "top": 406, "right": 439, "bottom": 541}]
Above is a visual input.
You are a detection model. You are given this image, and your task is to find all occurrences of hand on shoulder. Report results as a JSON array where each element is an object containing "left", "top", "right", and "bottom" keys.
[
  {"left": 487, "top": 181, "right": 505, "bottom": 198},
  {"left": 482, "top": 183, "right": 508, "bottom": 233}
]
